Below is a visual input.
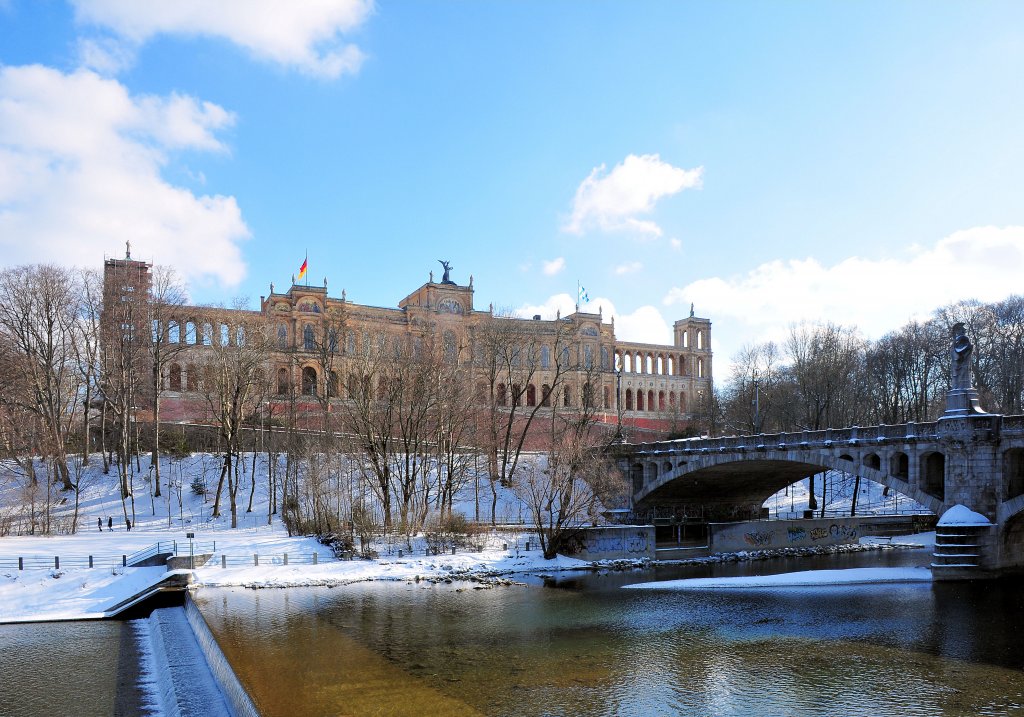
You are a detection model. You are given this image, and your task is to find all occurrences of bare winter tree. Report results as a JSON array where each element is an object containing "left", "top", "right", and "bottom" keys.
[
  {"left": 515, "top": 363, "right": 627, "bottom": 559},
  {"left": 198, "top": 306, "right": 272, "bottom": 528},
  {"left": 147, "top": 266, "right": 188, "bottom": 499},
  {"left": 474, "top": 311, "right": 574, "bottom": 525},
  {"left": 0, "top": 265, "right": 84, "bottom": 493}
]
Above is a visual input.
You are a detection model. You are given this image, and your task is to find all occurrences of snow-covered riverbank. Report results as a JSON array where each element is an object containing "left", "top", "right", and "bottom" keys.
[{"left": 0, "top": 527, "right": 934, "bottom": 622}]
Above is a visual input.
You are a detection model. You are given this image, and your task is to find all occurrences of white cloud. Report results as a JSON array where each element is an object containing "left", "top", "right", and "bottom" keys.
[
  {"left": 670, "top": 237, "right": 682, "bottom": 251},
  {"left": 663, "top": 226, "right": 1024, "bottom": 364},
  {"left": 77, "top": 36, "right": 136, "bottom": 74},
  {"left": 70, "top": 0, "right": 372, "bottom": 78},
  {"left": 614, "top": 261, "right": 642, "bottom": 275},
  {"left": 564, "top": 153, "right": 702, "bottom": 237},
  {"left": 542, "top": 257, "right": 565, "bottom": 276},
  {"left": 516, "top": 294, "right": 671, "bottom": 345},
  {"left": 0, "top": 64, "right": 250, "bottom": 285}
]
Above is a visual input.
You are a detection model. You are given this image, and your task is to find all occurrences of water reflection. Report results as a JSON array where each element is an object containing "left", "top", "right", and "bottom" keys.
[{"left": 197, "top": 551, "right": 1024, "bottom": 717}]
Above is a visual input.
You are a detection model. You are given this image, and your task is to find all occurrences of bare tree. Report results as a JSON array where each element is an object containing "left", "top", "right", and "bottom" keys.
[
  {"left": 474, "top": 311, "right": 573, "bottom": 525},
  {"left": 147, "top": 266, "right": 188, "bottom": 498},
  {"left": 199, "top": 306, "right": 272, "bottom": 528},
  {"left": 515, "top": 364, "right": 627, "bottom": 559},
  {"left": 0, "top": 265, "right": 84, "bottom": 493}
]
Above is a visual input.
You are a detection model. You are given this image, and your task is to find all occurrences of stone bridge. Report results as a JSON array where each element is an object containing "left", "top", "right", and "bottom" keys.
[
  {"left": 615, "top": 323, "right": 1024, "bottom": 580},
  {"left": 617, "top": 414, "right": 1024, "bottom": 579}
]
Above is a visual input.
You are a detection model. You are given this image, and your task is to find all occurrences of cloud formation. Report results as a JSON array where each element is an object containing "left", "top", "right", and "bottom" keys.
[
  {"left": 71, "top": 0, "right": 373, "bottom": 78},
  {"left": 614, "top": 261, "right": 642, "bottom": 275},
  {"left": 664, "top": 225, "right": 1024, "bottom": 359},
  {"left": 516, "top": 294, "right": 672, "bottom": 345},
  {"left": 564, "top": 153, "right": 702, "bottom": 237},
  {"left": 542, "top": 257, "right": 565, "bottom": 276},
  {"left": 0, "top": 64, "right": 250, "bottom": 285}
]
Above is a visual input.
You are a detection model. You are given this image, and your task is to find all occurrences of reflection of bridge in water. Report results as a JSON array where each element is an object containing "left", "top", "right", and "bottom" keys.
[{"left": 615, "top": 325, "right": 1024, "bottom": 580}]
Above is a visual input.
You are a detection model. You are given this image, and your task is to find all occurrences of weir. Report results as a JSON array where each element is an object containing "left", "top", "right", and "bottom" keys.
[{"left": 614, "top": 324, "right": 1024, "bottom": 580}]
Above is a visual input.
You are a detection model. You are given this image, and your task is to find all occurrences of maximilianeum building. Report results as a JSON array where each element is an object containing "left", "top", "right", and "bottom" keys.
[{"left": 104, "top": 249, "right": 713, "bottom": 439}]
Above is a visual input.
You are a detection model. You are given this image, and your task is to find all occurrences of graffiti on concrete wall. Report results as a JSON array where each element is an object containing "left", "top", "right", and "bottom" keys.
[{"left": 715, "top": 519, "right": 862, "bottom": 553}]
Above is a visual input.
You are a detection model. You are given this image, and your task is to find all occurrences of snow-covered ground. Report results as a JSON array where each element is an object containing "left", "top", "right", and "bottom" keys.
[{"left": 0, "top": 452, "right": 936, "bottom": 623}]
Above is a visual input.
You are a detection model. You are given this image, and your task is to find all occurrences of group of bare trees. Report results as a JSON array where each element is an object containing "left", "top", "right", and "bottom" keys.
[
  {"left": 0, "top": 263, "right": 625, "bottom": 546},
  {"left": 717, "top": 295, "right": 1024, "bottom": 437}
]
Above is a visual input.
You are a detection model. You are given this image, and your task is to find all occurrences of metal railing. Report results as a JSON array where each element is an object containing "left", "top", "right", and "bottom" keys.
[{"left": 0, "top": 540, "right": 218, "bottom": 571}]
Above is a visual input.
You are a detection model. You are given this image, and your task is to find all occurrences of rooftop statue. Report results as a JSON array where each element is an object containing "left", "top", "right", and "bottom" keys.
[{"left": 438, "top": 259, "right": 454, "bottom": 284}]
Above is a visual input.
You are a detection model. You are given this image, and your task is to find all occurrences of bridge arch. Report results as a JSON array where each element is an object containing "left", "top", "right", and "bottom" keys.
[{"left": 635, "top": 449, "right": 944, "bottom": 517}]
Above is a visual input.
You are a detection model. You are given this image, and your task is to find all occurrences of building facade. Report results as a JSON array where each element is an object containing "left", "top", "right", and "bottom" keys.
[{"left": 103, "top": 250, "right": 713, "bottom": 438}]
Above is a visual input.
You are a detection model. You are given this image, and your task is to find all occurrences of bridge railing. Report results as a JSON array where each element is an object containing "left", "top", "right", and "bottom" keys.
[{"left": 650, "top": 420, "right": 944, "bottom": 453}]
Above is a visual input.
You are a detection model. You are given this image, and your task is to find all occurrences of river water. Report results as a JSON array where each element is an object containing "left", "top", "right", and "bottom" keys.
[{"left": 194, "top": 550, "right": 1024, "bottom": 717}]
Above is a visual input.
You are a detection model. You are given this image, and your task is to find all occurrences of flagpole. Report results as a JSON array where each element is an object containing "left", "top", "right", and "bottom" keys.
[
  {"left": 305, "top": 250, "right": 308, "bottom": 287},
  {"left": 576, "top": 280, "right": 579, "bottom": 313}
]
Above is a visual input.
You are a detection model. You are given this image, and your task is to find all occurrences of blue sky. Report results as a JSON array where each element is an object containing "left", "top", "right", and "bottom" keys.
[{"left": 2, "top": 1, "right": 1023, "bottom": 371}]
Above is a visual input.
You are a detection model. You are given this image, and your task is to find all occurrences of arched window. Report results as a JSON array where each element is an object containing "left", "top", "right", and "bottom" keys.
[
  {"left": 185, "top": 321, "right": 197, "bottom": 345},
  {"left": 625, "top": 389, "right": 634, "bottom": 411},
  {"left": 561, "top": 346, "right": 571, "bottom": 369},
  {"left": 656, "top": 356, "right": 663, "bottom": 375},
  {"left": 697, "top": 357, "right": 705, "bottom": 378},
  {"left": 601, "top": 347, "right": 610, "bottom": 369},
  {"left": 603, "top": 386, "right": 611, "bottom": 409},
  {"left": 235, "top": 326, "right": 246, "bottom": 346},
  {"left": 185, "top": 364, "right": 198, "bottom": 391},
  {"left": 328, "top": 329, "right": 338, "bottom": 353},
  {"left": 541, "top": 384, "right": 551, "bottom": 407},
  {"left": 511, "top": 384, "right": 522, "bottom": 408},
  {"left": 277, "top": 368, "right": 289, "bottom": 395},
  {"left": 347, "top": 373, "right": 360, "bottom": 399},
  {"left": 496, "top": 384, "right": 507, "bottom": 407},
  {"left": 636, "top": 390, "right": 644, "bottom": 411},
  {"left": 648, "top": 390, "right": 655, "bottom": 411},
  {"left": 678, "top": 392, "right": 687, "bottom": 412},
  {"left": 646, "top": 355, "right": 653, "bottom": 374},
  {"left": 168, "top": 321, "right": 180, "bottom": 344},
  {"left": 302, "top": 366, "right": 317, "bottom": 396},
  {"left": 540, "top": 345, "right": 551, "bottom": 369},
  {"left": 658, "top": 391, "right": 666, "bottom": 411},
  {"left": 220, "top": 323, "right": 230, "bottom": 346},
  {"left": 669, "top": 391, "right": 676, "bottom": 409},
  {"left": 667, "top": 356, "right": 673, "bottom": 375},
  {"left": 527, "top": 384, "right": 536, "bottom": 407},
  {"left": 563, "top": 385, "right": 571, "bottom": 407},
  {"left": 582, "top": 382, "right": 594, "bottom": 409},
  {"left": 697, "top": 331, "right": 704, "bottom": 350},
  {"left": 444, "top": 330, "right": 457, "bottom": 363},
  {"left": 327, "top": 371, "right": 339, "bottom": 398},
  {"left": 635, "top": 353, "right": 643, "bottom": 374},
  {"left": 303, "top": 324, "right": 315, "bottom": 351},
  {"left": 169, "top": 363, "right": 182, "bottom": 391},
  {"left": 346, "top": 330, "right": 356, "bottom": 355},
  {"left": 202, "top": 323, "right": 213, "bottom": 346},
  {"left": 584, "top": 345, "right": 593, "bottom": 369},
  {"left": 277, "top": 324, "right": 288, "bottom": 349},
  {"left": 682, "top": 332, "right": 689, "bottom": 348}
]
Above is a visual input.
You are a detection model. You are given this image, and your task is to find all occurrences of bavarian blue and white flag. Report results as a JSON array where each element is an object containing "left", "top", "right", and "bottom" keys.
[{"left": 578, "top": 283, "right": 590, "bottom": 304}]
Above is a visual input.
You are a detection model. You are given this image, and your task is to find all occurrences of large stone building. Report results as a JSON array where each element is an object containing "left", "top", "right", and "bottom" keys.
[{"left": 104, "top": 248, "right": 713, "bottom": 438}]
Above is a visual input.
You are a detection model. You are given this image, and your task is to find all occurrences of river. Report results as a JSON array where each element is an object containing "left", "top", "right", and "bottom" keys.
[
  {"left": 4, "top": 549, "right": 1024, "bottom": 716},
  {"left": 193, "top": 549, "right": 1024, "bottom": 717}
]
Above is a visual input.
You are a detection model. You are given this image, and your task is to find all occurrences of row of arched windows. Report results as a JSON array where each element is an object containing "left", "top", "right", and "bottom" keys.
[
  {"left": 624, "top": 388, "right": 686, "bottom": 414},
  {"left": 615, "top": 350, "right": 705, "bottom": 378},
  {"left": 159, "top": 319, "right": 246, "bottom": 347}
]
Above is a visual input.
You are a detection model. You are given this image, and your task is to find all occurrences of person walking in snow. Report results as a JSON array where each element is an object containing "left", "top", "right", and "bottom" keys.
[
  {"left": 126, "top": 519, "right": 131, "bottom": 531},
  {"left": 107, "top": 516, "right": 112, "bottom": 531},
  {"left": 98, "top": 517, "right": 102, "bottom": 532}
]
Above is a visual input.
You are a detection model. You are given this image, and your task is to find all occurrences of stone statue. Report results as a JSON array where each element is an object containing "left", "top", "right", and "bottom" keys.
[
  {"left": 438, "top": 260, "right": 453, "bottom": 284},
  {"left": 951, "top": 322, "right": 973, "bottom": 390},
  {"left": 690, "top": 302, "right": 694, "bottom": 317},
  {"left": 125, "top": 240, "right": 132, "bottom": 260}
]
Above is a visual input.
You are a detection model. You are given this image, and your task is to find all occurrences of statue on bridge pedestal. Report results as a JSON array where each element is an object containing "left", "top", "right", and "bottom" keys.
[
  {"left": 951, "top": 323, "right": 973, "bottom": 390},
  {"left": 944, "top": 322, "right": 986, "bottom": 416}
]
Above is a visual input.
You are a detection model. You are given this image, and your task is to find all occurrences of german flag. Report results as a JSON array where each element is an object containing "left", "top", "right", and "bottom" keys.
[{"left": 297, "top": 256, "right": 308, "bottom": 281}]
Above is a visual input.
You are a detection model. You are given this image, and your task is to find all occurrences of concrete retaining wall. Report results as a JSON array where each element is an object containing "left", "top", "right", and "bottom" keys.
[
  {"left": 572, "top": 525, "right": 656, "bottom": 560},
  {"left": 709, "top": 517, "right": 863, "bottom": 553}
]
